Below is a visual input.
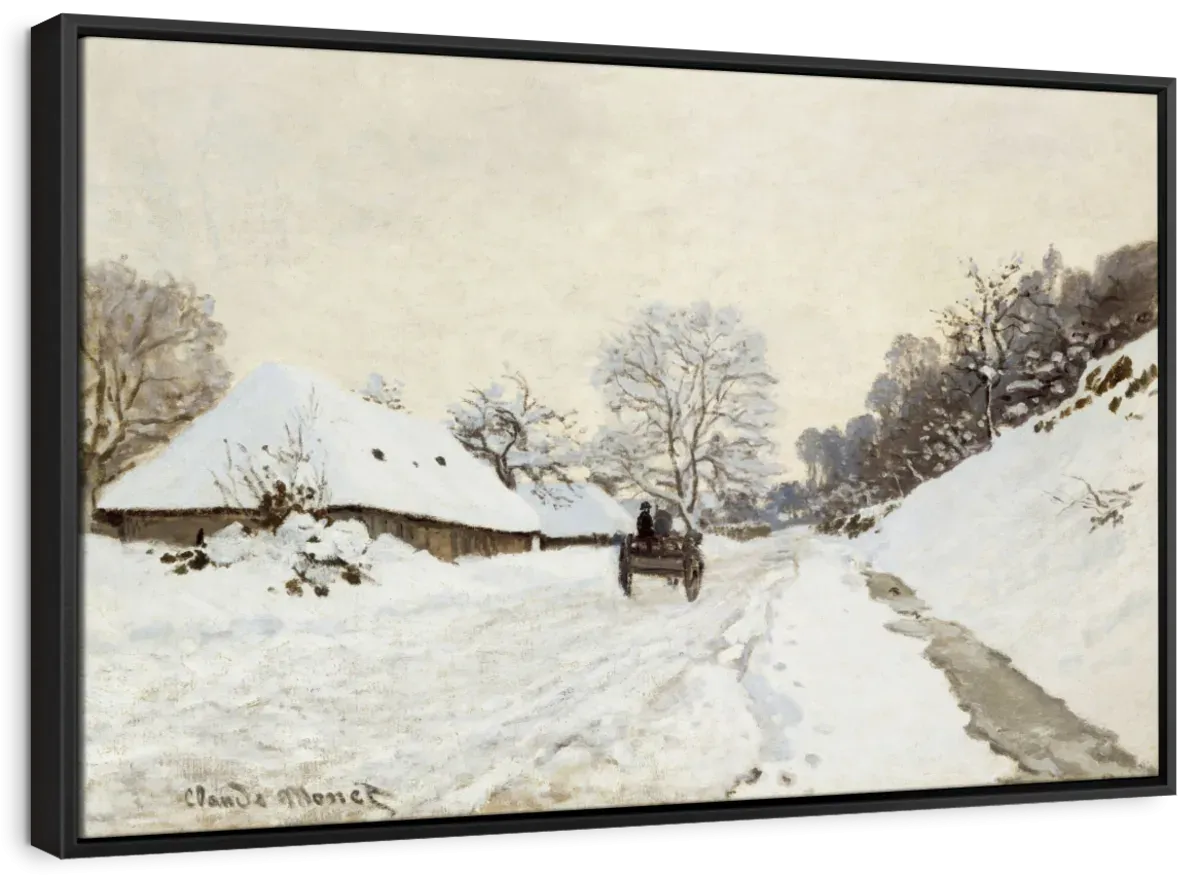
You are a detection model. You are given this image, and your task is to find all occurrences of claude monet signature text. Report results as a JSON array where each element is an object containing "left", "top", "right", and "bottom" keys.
[{"left": 183, "top": 782, "right": 396, "bottom": 818}]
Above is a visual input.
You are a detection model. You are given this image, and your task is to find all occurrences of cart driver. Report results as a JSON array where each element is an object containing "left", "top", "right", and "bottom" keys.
[{"left": 636, "top": 502, "right": 656, "bottom": 542}]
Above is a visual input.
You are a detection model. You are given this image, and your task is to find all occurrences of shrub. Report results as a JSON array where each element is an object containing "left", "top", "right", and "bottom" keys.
[
  {"left": 1125, "top": 365, "right": 1158, "bottom": 398},
  {"left": 843, "top": 514, "right": 876, "bottom": 538},
  {"left": 1093, "top": 355, "right": 1134, "bottom": 396}
]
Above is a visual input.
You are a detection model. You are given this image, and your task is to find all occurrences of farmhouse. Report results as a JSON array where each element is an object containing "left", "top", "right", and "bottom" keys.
[
  {"left": 94, "top": 363, "right": 540, "bottom": 561},
  {"left": 517, "top": 482, "right": 635, "bottom": 549}
]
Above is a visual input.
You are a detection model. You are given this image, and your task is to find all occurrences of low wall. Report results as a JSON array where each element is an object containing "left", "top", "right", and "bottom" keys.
[
  {"left": 96, "top": 507, "right": 534, "bottom": 562},
  {"left": 708, "top": 524, "right": 772, "bottom": 542}
]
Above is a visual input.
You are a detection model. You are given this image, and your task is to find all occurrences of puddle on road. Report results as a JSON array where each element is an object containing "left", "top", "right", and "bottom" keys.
[{"left": 863, "top": 572, "right": 1150, "bottom": 782}]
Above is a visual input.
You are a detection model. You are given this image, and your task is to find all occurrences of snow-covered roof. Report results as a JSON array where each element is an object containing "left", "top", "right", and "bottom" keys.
[
  {"left": 517, "top": 483, "right": 636, "bottom": 538},
  {"left": 98, "top": 363, "right": 541, "bottom": 533}
]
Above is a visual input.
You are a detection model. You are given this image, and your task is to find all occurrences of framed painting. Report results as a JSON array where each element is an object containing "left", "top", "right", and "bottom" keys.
[{"left": 30, "top": 13, "right": 1175, "bottom": 859}]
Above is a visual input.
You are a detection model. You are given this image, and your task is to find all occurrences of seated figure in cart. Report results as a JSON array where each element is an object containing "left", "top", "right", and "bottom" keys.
[{"left": 653, "top": 506, "right": 673, "bottom": 537}]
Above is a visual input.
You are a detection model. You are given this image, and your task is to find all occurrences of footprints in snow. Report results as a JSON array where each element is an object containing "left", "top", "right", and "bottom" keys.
[{"left": 726, "top": 751, "right": 825, "bottom": 798}]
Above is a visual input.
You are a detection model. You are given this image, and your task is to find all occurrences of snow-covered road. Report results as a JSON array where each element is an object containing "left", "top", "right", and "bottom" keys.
[{"left": 83, "top": 528, "right": 1010, "bottom": 838}]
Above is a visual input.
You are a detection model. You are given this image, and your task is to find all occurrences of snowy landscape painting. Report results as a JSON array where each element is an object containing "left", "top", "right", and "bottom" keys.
[{"left": 79, "top": 36, "right": 1160, "bottom": 839}]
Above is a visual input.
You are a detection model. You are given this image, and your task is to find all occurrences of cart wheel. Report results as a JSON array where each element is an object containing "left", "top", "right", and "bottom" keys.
[{"left": 683, "top": 556, "right": 702, "bottom": 603}]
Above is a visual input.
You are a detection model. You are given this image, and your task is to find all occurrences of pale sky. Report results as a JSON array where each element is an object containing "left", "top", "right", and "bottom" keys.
[{"left": 81, "top": 38, "right": 1157, "bottom": 479}]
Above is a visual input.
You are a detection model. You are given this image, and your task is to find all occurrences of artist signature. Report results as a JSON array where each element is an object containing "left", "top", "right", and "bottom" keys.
[{"left": 182, "top": 782, "right": 396, "bottom": 817}]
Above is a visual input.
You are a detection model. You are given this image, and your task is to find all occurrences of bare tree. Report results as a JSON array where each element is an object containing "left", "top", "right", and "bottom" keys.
[
  {"left": 447, "top": 371, "right": 581, "bottom": 490},
  {"left": 81, "top": 257, "right": 231, "bottom": 523},
  {"left": 361, "top": 373, "right": 406, "bottom": 411},
  {"left": 590, "top": 302, "right": 779, "bottom": 531}
]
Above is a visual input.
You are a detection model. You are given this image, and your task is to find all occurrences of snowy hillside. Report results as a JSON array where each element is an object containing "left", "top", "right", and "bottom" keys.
[
  {"left": 861, "top": 330, "right": 1160, "bottom": 765},
  {"left": 98, "top": 362, "right": 539, "bottom": 533}
]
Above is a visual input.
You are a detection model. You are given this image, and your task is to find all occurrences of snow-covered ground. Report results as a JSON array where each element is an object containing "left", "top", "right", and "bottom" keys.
[
  {"left": 82, "top": 524, "right": 1006, "bottom": 838},
  {"left": 861, "top": 331, "right": 1160, "bottom": 766}
]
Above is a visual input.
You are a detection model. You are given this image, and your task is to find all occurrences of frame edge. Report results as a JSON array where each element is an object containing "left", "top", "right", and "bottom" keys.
[
  {"left": 30, "top": 11, "right": 68, "bottom": 863},
  {"left": 30, "top": 13, "right": 1176, "bottom": 859},
  {"left": 1161, "top": 73, "right": 1180, "bottom": 801}
]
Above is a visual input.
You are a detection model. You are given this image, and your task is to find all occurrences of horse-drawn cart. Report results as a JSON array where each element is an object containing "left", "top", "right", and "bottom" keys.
[{"left": 617, "top": 533, "right": 705, "bottom": 602}]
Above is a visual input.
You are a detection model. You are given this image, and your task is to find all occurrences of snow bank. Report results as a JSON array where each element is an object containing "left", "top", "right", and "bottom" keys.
[
  {"left": 516, "top": 482, "right": 635, "bottom": 538},
  {"left": 98, "top": 362, "right": 540, "bottom": 533},
  {"left": 861, "top": 331, "right": 1159, "bottom": 765}
]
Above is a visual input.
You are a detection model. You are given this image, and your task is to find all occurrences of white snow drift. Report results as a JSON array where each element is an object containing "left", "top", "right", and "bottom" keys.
[{"left": 862, "top": 330, "right": 1160, "bottom": 765}]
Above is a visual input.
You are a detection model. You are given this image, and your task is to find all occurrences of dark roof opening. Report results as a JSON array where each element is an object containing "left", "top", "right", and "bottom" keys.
[
  {"left": 412, "top": 461, "right": 419, "bottom": 467},
  {"left": 371, "top": 448, "right": 385, "bottom": 461},
  {"left": 435, "top": 455, "right": 447, "bottom": 467}
]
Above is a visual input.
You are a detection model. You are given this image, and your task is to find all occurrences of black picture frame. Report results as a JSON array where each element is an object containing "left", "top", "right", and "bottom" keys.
[{"left": 30, "top": 12, "right": 1176, "bottom": 860}]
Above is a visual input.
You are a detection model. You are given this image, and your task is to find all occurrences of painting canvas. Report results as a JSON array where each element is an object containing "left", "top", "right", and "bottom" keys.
[{"left": 76, "top": 35, "right": 1161, "bottom": 841}]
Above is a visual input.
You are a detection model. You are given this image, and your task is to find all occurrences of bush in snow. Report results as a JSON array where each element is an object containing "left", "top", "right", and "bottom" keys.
[
  {"left": 282, "top": 517, "right": 372, "bottom": 595},
  {"left": 157, "top": 547, "right": 212, "bottom": 576},
  {"left": 204, "top": 522, "right": 254, "bottom": 566},
  {"left": 211, "top": 391, "right": 331, "bottom": 530},
  {"left": 815, "top": 501, "right": 898, "bottom": 539},
  {"left": 360, "top": 373, "right": 406, "bottom": 411},
  {"left": 1124, "top": 364, "right": 1158, "bottom": 399},
  {"left": 149, "top": 513, "right": 376, "bottom": 596},
  {"left": 1032, "top": 354, "right": 1156, "bottom": 434},
  {"left": 1048, "top": 477, "right": 1145, "bottom": 533}
]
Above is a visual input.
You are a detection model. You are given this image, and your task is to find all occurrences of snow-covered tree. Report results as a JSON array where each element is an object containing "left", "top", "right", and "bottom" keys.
[
  {"left": 936, "top": 254, "right": 1025, "bottom": 443},
  {"left": 1060, "top": 241, "right": 1158, "bottom": 357},
  {"left": 447, "top": 371, "right": 581, "bottom": 490},
  {"left": 81, "top": 257, "right": 230, "bottom": 522},
  {"left": 590, "top": 302, "right": 780, "bottom": 532},
  {"left": 990, "top": 247, "right": 1081, "bottom": 425},
  {"left": 360, "top": 373, "right": 406, "bottom": 411}
]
